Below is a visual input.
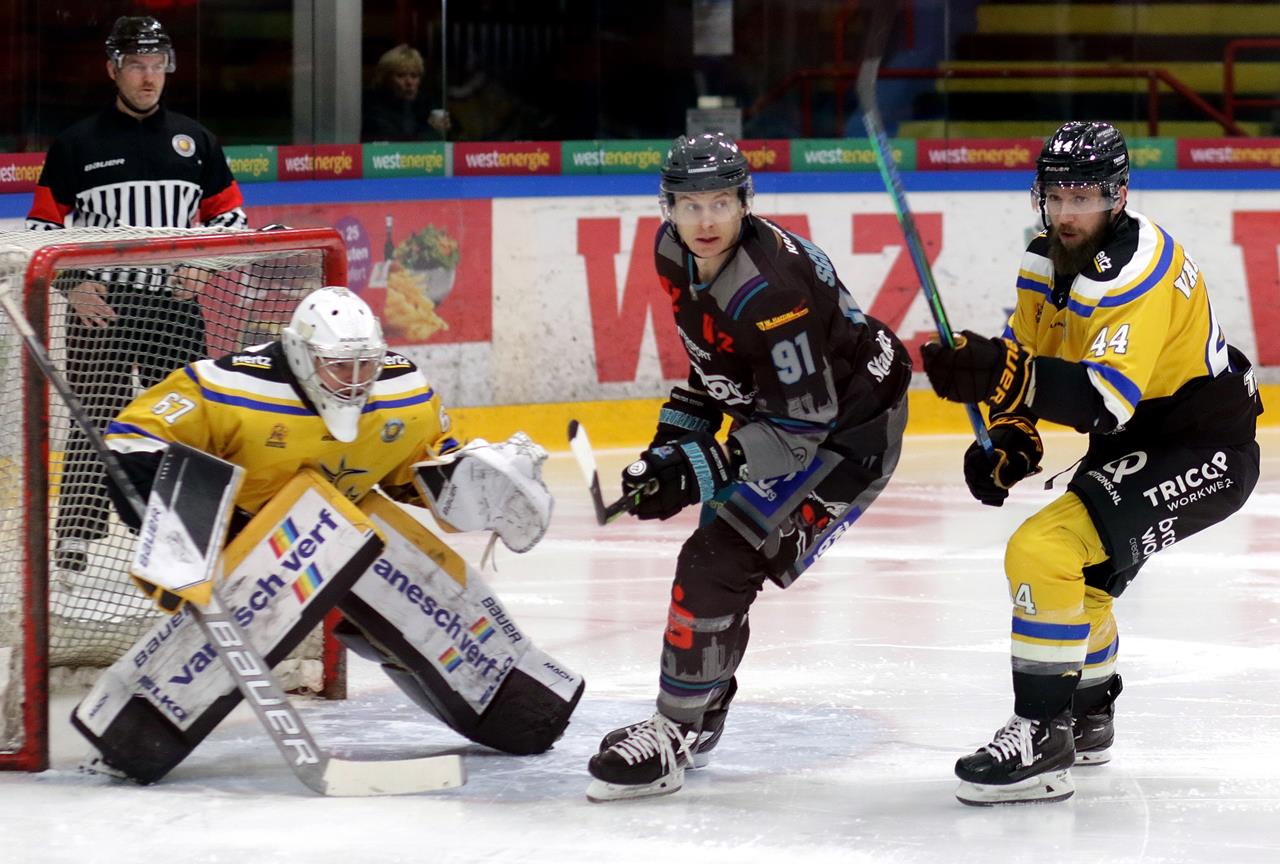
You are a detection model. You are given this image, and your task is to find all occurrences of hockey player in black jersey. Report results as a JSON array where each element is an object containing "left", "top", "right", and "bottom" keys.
[
  {"left": 26, "top": 16, "right": 248, "bottom": 576},
  {"left": 921, "top": 121, "right": 1262, "bottom": 805},
  {"left": 586, "top": 132, "right": 912, "bottom": 801}
]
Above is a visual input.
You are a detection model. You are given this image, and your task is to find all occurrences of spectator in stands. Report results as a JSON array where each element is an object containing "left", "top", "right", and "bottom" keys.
[
  {"left": 362, "top": 44, "right": 451, "bottom": 141},
  {"left": 25, "top": 15, "right": 247, "bottom": 576}
]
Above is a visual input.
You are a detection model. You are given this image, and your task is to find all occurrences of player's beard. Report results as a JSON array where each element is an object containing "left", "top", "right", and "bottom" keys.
[{"left": 1047, "top": 221, "right": 1108, "bottom": 275}]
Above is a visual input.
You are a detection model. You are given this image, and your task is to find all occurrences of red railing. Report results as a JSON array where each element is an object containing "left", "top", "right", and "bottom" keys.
[
  {"left": 1224, "top": 38, "right": 1280, "bottom": 125},
  {"left": 748, "top": 65, "right": 1249, "bottom": 138}
]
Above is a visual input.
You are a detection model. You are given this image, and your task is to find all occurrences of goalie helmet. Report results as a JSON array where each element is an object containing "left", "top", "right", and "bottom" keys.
[
  {"left": 105, "top": 16, "right": 176, "bottom": 73},
  {"left": 1031, "top": 121, "right": 1128, "bottom": 227},
  {"left": 282, "top": 286, "right": 387, "bottom": 443},
  {"left": 659, "top": 132, "right": 754, "bottom": 214}
]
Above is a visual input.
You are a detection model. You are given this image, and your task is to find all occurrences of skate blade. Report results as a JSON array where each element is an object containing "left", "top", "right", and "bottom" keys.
[
  {"left": 955, "top": 769, "right": 1075, "bottom": 806},
  {"left": 586, "top": 774, "right": 684, "bottom": 802},
  {"left": 1074, "top": 747, "right": 1111, "bottom": 766}
]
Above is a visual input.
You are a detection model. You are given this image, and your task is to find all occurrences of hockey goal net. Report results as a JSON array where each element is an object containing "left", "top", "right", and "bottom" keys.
[{"left": 0, "top": 226, "right": 350, "bottom": 771}]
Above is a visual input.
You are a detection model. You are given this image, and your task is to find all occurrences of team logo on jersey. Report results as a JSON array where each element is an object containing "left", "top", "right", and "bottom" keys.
[
  {"left": 319, "top": 455, "right": 369, "bottom": 499},
  {"left": 381, "top": 418, "right": 405, "bottom": 443},
  {"left": 692, "top": 365, "right": 755, "bottom": 406},
  {"left": 1093, "top": 251, "right": 1113, "bottom": 273},
  {"left": 171, "top": 134, "right": 196, "bottom": 157},
  {"left": 265, "top": 423, "right": 288, "bottom": 449}
]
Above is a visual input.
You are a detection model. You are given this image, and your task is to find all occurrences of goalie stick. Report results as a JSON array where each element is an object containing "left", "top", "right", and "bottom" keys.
[
  {"left": 855, "top": 0, "right": 994, "bottom": 457},
  {"left": 567, "top": 420, "right": 648, "bottom": 525},
  {"left": 0, "top": 288, "right": 462, "bottom": 796}
]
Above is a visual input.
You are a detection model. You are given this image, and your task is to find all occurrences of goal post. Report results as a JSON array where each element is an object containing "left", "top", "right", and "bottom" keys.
[{"left": 0, "top": 226, "right": 350, "bottom": 771}]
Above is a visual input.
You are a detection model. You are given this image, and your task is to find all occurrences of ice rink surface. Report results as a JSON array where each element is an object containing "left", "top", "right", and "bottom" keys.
[{"left": 3, "top": 428, "right": 1278, "bottom": 864}]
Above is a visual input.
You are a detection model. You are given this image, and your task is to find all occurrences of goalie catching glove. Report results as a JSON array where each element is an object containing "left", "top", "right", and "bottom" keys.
[
  {"left": 964, "top": 414, "right": 1043, "bottom": 507},
  {"left": 413, "top": 432, "right": 553, "bottom": 553},
  {"left": 921, "top": 330, "right": 1035, "bottom": 414},
  {"left": 622, "top": 432, "right": 733, "bottom": 521}
]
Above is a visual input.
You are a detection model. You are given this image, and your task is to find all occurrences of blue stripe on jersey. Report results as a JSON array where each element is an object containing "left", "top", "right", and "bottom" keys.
[
  {"left": 105, "top": 421, "right": 167, "bottom": 442},
  {"left": 201, "top": 388, "right": 315, "bottom": 415},
  {"left": 728, "top": 276, "right": 768, "bottom": 320},
  {"left": 1097, "top": 224, "right": 1176, "bottom": 309},
  {"left": 1084, "top": 637, "right": 1119, "bottom": 666},
  {"left": 364, "top": 389, "right": 435, "bottom": 411},
  {"left": 438, "top": 437, "right": 461, "bottom": 453},
  {"left": 1016, "top": 275, "right": 1050, "bottom": 296},
  {"left": 1011, "top": 617, "right": 1091, "bottom": 641},
  {"left": 1082, "top": 360, "right": 1142, "bottom": 409}
]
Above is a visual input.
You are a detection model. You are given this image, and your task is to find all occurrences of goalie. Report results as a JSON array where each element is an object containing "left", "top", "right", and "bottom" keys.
[{"left": 77, "top": 285, "right": 583, "bottom": 784}]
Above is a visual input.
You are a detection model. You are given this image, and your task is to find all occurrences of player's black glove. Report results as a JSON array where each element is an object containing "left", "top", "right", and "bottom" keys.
[
  {"left": 921, "top": 330, "right": 1035, "bottom": 414},
  {"left": 650, "top": 386, "right": 723, "bottom": 447},
  {"left": 622, "top": 432, "right": 733, "bottom": 520},
  {"left": 963, "top": 414, "right": 1043, "bottom": 507}
]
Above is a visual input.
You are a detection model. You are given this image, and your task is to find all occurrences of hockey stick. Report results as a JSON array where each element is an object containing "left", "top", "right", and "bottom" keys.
[
  {"left": 854, "top": 0, "right": 993, "bottom": 456},
  {"left": 566, "top": 420, "right": 644, "bottom": 525},
  {"left": 0, "top": 290, "right": 462, "bottom": 796}
]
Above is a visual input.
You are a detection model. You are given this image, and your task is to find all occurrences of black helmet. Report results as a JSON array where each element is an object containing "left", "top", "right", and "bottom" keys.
[
  {"left": 105, "top": 16, "right": 175, "bottom": 72},
  {"left": 659, "top": 132, "right": 753, "bottom": 200},
  {"left": 1032, "top": 121, "right": 1128, "bottom": 227}
]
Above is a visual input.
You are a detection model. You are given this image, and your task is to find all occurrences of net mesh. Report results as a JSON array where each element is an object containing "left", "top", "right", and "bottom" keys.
[{"left": 0, "top": 227, "right": 338, "bottom": 762}]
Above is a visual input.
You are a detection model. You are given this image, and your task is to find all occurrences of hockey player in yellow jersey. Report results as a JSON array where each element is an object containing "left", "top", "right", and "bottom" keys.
[
  {"left": 106, "top": 286, "right": 457, "bottom": 518},
  {"left": 921, "top": 121, "right": 1262, "bottom": 805},
  {"left": 86, "top": 286, "right": 583, "bottom": 784}
]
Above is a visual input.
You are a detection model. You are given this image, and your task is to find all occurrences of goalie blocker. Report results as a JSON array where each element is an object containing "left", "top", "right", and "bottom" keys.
[{"left": 75, "top": 465, "right": 582, "bottom": 782}]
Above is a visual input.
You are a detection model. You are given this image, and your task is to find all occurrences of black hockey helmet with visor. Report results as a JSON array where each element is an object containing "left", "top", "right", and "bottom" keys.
[
  {"left": 106, "top": 16, "right": 175, "bottom": 73},
  {"left": 659, "top": 132, "right": 753, "bottom": 225},
  {"left": 1031, "top": 121, "right": 1128, "bottom": 228}
]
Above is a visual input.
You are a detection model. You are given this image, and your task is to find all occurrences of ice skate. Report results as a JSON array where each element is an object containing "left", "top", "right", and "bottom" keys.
[
  {"left": 597, "top": 678, "right": 737, "bottom": 770},
  {"left": 954, "top": 710, "right": 1075, "bottom": 805},
  {"left": 1073, "top": 675, "right": 1122, "bottom": 766},
  {"left": 586, "top": 713, "right": 694, "bottom": 802}
]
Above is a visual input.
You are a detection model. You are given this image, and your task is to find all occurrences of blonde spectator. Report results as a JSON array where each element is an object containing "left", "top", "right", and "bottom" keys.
[{"left": 363, "top": 44, "right": 450, "bottom": 141}]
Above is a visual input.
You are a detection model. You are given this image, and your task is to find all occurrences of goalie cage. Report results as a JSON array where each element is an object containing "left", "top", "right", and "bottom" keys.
[{"left": 0, "top": 226, "right": 353, "bottom": 771}]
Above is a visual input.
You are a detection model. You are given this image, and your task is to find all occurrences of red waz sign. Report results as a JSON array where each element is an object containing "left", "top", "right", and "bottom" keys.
[{"left": 577, "top": 209, "right": 1280, "bottom": 382}]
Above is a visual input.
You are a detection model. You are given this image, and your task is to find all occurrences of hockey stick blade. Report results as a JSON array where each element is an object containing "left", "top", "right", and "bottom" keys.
[
  {"left": 855, "top": 0, "right": 993, "bottom": 456},
  {"left": 0, "top": 290, "right": 462, "bottom": 796},
  {"left": 321, "top": 752, "right": 464, "bottom": 796},
  {"left": 566, "top": 420, "right": 639, "bottom": 525}
]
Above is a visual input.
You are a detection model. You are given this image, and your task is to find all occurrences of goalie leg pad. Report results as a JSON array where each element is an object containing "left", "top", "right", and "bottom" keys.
[
  {"left": 72, "top": 472, "right": 383, "bottom": 783},
  {"left": 341, "top": 495, "right": 585, "bottom": 754}
]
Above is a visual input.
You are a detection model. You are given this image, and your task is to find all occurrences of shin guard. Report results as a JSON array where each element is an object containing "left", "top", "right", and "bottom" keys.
[
  {"left": 72, "top": 471, "right": 383, "bottom": 783},
  {"left": 338, "top": 495, "right": 584, "bottom": 755}
]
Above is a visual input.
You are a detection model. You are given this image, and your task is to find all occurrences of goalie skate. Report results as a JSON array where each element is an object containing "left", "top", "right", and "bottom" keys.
[{"left": 954, "top": 711, "right": 1076, "bottom": 806}]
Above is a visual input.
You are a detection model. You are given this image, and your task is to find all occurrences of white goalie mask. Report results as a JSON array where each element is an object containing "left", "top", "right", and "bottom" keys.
[{"left": 282, "top": 286, "right": 387, "bottom": 442}]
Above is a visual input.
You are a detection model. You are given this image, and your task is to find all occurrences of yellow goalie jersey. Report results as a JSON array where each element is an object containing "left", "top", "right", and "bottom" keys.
[
  {"left": 1006, "top": 209, "right": 1230, "bottom": 428},
  {"left": 105, "top": 341, "right": 459, "bottom": 514}
]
